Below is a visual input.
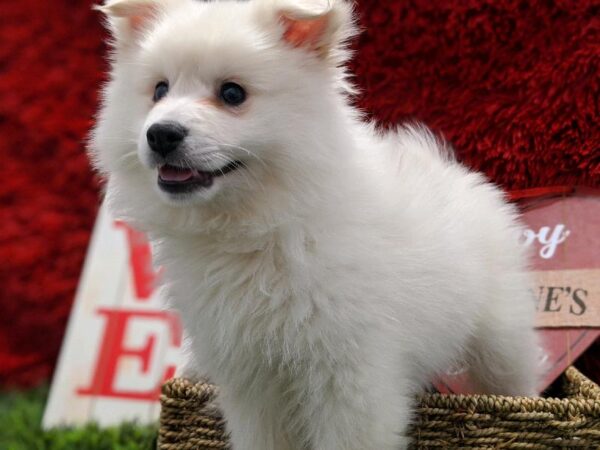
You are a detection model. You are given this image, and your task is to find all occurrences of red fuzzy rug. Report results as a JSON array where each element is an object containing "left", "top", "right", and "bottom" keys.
[{"left": 1, "top": 0, "right": 598, "bottom": 388}]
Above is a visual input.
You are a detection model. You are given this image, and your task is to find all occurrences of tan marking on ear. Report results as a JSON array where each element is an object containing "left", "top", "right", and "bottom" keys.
[
  {"left": 281, "top": 14, "right": 329, "bottom": 51},
  {"left": 97, "top": 0, "right": 159, "bottom": 33},
  {"left": 129, "top": 8, "right": 156, "bottom": 31}
]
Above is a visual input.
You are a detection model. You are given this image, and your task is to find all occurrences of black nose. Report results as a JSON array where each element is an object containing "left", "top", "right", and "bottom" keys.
[{"left": 146, "top": 122, "right": 188, "bottom": 157}]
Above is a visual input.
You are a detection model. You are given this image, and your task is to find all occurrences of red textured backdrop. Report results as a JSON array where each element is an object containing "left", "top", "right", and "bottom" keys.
[{"left": 0, "top": 0, "right": 598, "bottom": 388}]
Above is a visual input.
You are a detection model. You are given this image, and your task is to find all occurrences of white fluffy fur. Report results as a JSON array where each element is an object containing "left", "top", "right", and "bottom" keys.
[{"left": 91, "top": 1, "right": 542, "bottom": 448}]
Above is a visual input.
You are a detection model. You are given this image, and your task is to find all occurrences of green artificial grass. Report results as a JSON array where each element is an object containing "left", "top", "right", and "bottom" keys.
[{"left": 0, "top": 385, "right": 157, "bottom": 450}]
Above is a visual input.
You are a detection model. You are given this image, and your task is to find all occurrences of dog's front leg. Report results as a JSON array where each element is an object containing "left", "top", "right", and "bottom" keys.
[
  {"left": 219, "top": 394, "right": 293, "bottom": 450},
  {"left": 305, "top": 363, "right": 413, "bottom": 450}
]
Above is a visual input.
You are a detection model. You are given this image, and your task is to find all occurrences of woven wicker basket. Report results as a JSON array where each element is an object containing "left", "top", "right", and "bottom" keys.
[{"left": 159, "top": 366, "right": 600, "bottom": 449}]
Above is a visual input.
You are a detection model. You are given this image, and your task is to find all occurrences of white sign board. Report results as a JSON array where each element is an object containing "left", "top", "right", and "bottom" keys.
[{"left": 43, "top": 203, "right": 185, "bottom": 428}]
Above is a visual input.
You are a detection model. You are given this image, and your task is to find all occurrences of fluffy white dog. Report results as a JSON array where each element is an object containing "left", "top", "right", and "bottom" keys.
[{"left": 91, "top": 0, "right": 542, "bottom": 448}]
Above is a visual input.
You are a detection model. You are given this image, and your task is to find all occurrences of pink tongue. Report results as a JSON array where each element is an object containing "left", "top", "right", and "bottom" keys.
[{"left": 159, "top": 166, "right": 194, "bottom": 182}]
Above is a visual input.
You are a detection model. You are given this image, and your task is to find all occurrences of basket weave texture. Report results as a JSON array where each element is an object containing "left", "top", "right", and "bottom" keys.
[{"left": 159, "top": 366, "right": 600, "bottom": 449}]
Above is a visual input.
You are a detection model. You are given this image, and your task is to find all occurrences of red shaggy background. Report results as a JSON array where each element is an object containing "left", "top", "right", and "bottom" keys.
[{"left": 0, "top": 0, "right": 598, "bottom": 388}]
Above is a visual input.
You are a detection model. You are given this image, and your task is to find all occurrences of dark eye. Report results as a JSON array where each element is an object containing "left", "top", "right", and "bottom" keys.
[
  {"left": 219, "top": 82, "right": 246, "bottom": 106},
  {"left": 153, "top": 81, "right": 169, "bottom": 102}
]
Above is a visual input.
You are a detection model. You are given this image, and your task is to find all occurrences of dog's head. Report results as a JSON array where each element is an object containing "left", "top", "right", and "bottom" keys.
[{"left": 90, "top": 0, "right": 356, "bottom": 233}]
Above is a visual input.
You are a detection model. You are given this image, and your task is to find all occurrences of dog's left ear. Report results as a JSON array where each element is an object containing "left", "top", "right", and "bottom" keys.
[
  {"left": 95, "top": 0, "right": 169, "bottom": 45},
  {"left": 258, "top": 0, "right": 357, "bottom": 61}
]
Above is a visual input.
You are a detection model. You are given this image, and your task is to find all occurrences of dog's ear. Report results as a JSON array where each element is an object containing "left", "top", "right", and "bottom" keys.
[
  {"left": 95, "top": 0, "right": 168, "bottom": 45},
  {"left": 258, "top": 0, "right": 357, "bottom": 61}
]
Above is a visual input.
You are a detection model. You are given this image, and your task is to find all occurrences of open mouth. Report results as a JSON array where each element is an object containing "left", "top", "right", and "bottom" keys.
[{"left": 157, "top": 161, "right": 244, "bottom": 194}]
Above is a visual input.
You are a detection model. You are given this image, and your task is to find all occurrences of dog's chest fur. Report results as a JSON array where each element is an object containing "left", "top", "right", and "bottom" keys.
[{"left": 158, "top": 224, "right": 375, "bottom": 389}]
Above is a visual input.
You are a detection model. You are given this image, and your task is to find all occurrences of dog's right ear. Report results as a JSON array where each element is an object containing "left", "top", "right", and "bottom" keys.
[
  {"left": 94, "top": 0, "right": 167, "bottom": 45},
  {"left": 254, "top": 0, "right": 357, "bottom": 65}
]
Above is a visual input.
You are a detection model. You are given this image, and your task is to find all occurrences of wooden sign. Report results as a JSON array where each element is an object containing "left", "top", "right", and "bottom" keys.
[
  {"left": 437, "top": 193, "right": 600, "bottom": 394},
  {"left": 43, "top": 204, "right": 185, "bottom": 428}
]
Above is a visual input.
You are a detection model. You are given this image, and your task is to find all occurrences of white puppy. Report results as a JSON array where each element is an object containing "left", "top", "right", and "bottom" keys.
[{"left": 90, "top": 0, "right": 542, "bottom": 448}]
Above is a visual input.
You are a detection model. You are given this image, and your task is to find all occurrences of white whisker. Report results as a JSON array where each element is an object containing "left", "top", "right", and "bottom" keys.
[
  {"left": 215, "top": 142, "right": 268, "bottom": 168},
  {"left": 210, "top": 151, "right": 267, "bottom": 195}
]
